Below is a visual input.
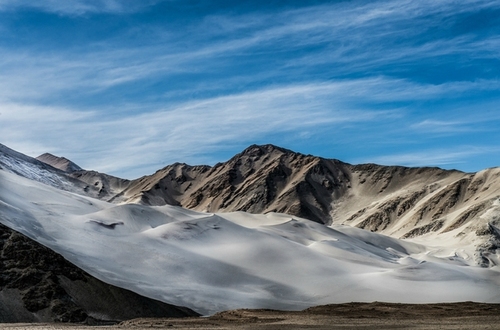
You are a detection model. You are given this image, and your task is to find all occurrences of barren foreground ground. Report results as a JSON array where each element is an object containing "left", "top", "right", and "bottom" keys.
[{"left": 3, "top": 302, "right": 500, "bottom": 330}]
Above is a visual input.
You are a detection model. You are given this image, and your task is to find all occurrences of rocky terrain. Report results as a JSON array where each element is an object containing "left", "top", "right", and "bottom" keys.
[
  {"left": 117, "top": 302, "right": 500, "bottom": 330},
  {"left": 3, "top": 302, "right": 500, "bottom": 329},
  {"left": 3, "top": 142, "right": 500, "bottom": 266}
]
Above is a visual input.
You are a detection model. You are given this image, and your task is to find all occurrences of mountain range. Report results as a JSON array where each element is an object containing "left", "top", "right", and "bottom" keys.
[
  {"left": 0, "top": 143, "right": 499, "bottom": 322},
  {"left": 21, "top": 143, "right": 500, "bottom": 267}
]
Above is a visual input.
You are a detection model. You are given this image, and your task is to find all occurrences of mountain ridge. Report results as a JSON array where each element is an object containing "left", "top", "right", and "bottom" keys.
[{"left": 4, "top": 143, "right": 500, "bottom": 266}]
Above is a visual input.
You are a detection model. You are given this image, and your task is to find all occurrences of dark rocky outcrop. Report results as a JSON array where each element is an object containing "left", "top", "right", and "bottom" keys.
[{"left": 0, "top": 224, "right": 198, "bottom": 323}]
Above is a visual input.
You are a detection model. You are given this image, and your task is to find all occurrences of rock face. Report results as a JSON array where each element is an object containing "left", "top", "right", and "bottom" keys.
[
  {"left": 118, "top": 145, "right": 353, "bottom": 224},
  {"left": 0, "top": 144, "right": 129, "bottom": 202},
  {"left": 3, "top": 142, "right": 499, "bottom": 322},
  {"left": 0, "top": 224, "right": 198, "bottom": 323},
  {"left": 34, "top": 151, "right": 131, "bottom": 202}
]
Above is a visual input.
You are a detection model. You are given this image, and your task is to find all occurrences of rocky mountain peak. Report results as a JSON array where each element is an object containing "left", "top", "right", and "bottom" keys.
[{"left": 240, "top": 144, "right": 296, "bottom": 158}]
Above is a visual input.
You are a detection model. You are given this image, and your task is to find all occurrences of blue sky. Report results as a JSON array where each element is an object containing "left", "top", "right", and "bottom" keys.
[{"left": 1, "top": 0, "right": 500, "bottom": 179}]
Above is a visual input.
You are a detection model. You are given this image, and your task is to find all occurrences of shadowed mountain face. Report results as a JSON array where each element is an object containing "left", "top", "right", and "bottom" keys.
[
  {"left": 6, "top": 143, "right": 500, "bottom": 267},
  {"left": 0, "top": 224, "right": 198, "bottom": 323}
]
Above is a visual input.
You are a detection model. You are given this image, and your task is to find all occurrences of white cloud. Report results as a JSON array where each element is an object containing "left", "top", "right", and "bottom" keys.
[
  {"left": 410, "top": 120, "right": 473, "bottom": 134},
  {"left": 2, "top": 0, "right": 500, "bottom": 105}
]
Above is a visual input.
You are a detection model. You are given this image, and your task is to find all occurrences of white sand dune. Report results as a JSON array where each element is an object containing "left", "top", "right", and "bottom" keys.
[{"left": 1, "top": 169, "right": 499, "bottom": 315}]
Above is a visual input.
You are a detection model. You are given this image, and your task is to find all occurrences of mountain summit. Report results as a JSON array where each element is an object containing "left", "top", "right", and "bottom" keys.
[{"left": 115, "top": 143, "right": 352, "bottom": 223}]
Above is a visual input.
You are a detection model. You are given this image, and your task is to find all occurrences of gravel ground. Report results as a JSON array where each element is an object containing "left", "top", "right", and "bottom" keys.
[{"left": 3, "top": 302, "right": 500, "bottom": 330}]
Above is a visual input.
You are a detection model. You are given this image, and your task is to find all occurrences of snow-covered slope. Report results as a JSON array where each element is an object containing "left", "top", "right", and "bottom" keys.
[
  {"left": 0, "top": 143, "right": 129, "bottom": 202},
  {"left": 0, "top": 143, "right": 74, "bottom": 189},
  {"left": 1, "top": 169, "right": 499, "bottom": 315}
]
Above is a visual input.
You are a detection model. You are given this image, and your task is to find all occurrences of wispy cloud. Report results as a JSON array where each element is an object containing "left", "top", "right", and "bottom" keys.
[
  {"left": 2, "top": 0, "right": 500, "bottom": 104},
  {"left": 410, "top": 120, "right": 475, "bottom": 134},
  {"left": 0, "top": 0, "right": 164, "bottom": 15},
  {"left": 2, "top": 0, "right": 500, "bottom": 176},
  {"left": 0, "top": 80, "right": 404, "bottom": 178},
  {"left": 363, "top": 146, "right": 500, "bottom": 170},
  {"left": 2, "top": 72, "right": 500, "bottom": 178}
]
